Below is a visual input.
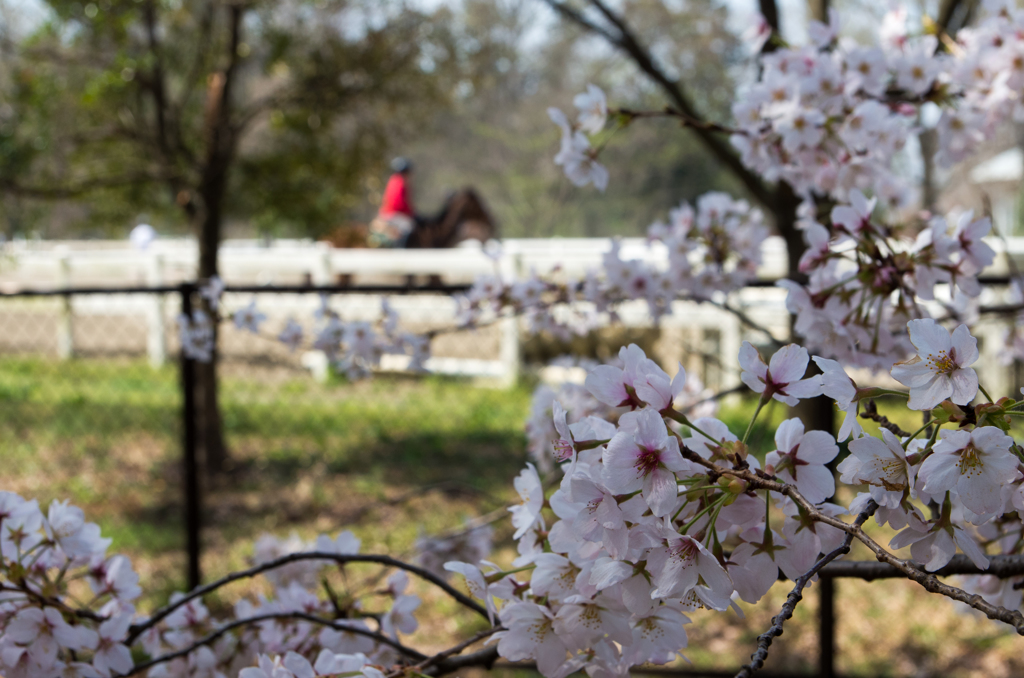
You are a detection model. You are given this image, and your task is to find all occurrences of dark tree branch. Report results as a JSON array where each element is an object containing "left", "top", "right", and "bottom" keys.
[
  {"left": 127, "top": 552, "right": 489, "bottom": 645},
  {"left": 386, "top": 627, "right": 503, "bottom": 678},
  {"left": 677, "top": 446, "right": 1024, "bottom": 634},
  {"left": 121, "top": 611, "right": 427, "bottom": 677},
  {"left": 541, "top": 0, "right": 774, "bottom": 209},
  {"left": 735, "top": 500, "right": 878, "bottom": 678},
  {"left": 819, "top": 554, "right": 1024, "bottom": 580}
]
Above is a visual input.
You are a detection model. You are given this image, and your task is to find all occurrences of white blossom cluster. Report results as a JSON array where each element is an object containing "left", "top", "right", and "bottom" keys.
[
  {"left": 178, "top": 282, "right": 431, "bottom": 381},
  {"left": 729, "top": 4, "right": 1024, "bottom": 206},
  {"left": 457, "top": 194, "right": 768, "bottom": 339},
  {"left": 781, "top": 190, "right": 996, "bottom": 370},
  {"left": 1, "top": 492, "right": 141, "bottom": 678},
  {"left": 526, "top": 354, "right": 716, "bottom": 474},
  {"left": 0, "top": 495, "right": 423, "bottom": 678},
  {"left": 440, "top": 329, "right": 1024, "bottom": 678}
]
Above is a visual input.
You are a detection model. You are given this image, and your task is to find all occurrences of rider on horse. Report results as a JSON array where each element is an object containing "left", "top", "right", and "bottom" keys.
[{"left": 369, "top": 157, "right": 417, "bottom": 248}]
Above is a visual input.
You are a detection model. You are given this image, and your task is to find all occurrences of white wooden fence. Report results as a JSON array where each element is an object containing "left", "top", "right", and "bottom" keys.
[{"left": 0, "top": 237, "right": 1020, "bottom": 393}]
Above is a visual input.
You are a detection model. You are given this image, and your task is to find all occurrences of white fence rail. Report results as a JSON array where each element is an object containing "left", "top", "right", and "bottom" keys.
[{"left": 0, "top": 237, "right": 1020, "bottom": 393}]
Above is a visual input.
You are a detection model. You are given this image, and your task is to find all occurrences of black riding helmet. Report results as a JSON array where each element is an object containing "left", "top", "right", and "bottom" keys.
[{"left": 391, "top": 157, "right": 413, "bottom": 174}]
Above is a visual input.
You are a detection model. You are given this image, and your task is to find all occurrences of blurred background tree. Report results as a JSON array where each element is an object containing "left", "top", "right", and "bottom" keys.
[
  {"left": 0, "top": 0, "right": 746, "bottom": 473},
  {"left": 0, "top": 0, "right": 744, "bottom": 243}
]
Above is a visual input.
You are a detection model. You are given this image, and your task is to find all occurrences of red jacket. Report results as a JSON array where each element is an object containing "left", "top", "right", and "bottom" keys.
[{"left": 379, "top": 173, "right": 414, "bottom": 217}]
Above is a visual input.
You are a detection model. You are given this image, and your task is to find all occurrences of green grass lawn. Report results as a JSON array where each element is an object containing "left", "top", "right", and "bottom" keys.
[{"left": 2, "top": 355, "right": 1022, "bottom": 677}]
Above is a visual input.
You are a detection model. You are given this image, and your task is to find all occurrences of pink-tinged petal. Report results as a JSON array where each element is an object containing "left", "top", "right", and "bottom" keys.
[
  {"left": 585, "top": 365, "right": 628, "bottom": 406},
  {"left": 837, "top": 407, "right": 861, "bottom": 442},
  {"left": 635, "top": 408, "right": 669, "bottom": 451},
  {"left": 813, "top": 356, "right": 857, "bottom": 403},
  {"left": 783, "top": 376, "right": 823, "bottom": 400},
  {"left": 739, "top": 342, "right": 767, "bottom": 380},
  {"left": 619, "top": 344, "right": 649, "bottom": 381},
  {"left": 972, "top": 427, "right": 1014, "bottom": 453},
  {"left": 888, "top": 525, "right": 928, "bottom": 551},
  {"left": 635, "top": 372, "right": 671, "bottom": 410},
  {"left": 670, "top": 364, "right": 688, "bottom": 399},
  {"left": 696, "top": 551, "right": 733, "bottom": 596},
  {"left": 794, "top": 464, "right": 835, "bottom": 504},
  {"left": 933, "top": 428, "right": 971, "bottom": 454},
  {"left": 741, "top": 370, "right": 767, "bottom": 394},
  {"left": 729, "top": 549, "right": 778, "bottom": 604},
  {"left": 797, "top": 430, "right": 839, "bottom": 464},
  {"left": 907, "top": 318, "right": 951, "bottom": 356},
  {"left": 659, "top": 436, "right": 690, "bottom": 473},
  {"left": 644, "top": 467, "right": 679, "bottom": 517},
  {"left": 768, "top": 344, "right": 810, "bottom": 384},
  {"left": 765, "top": 450, "right": 782, "bottom": 472},
  {"left": 953, "top": 527, "right": 990, "bottom": 570},
  {"left": 774, "top": 418, "right": 805, "bottom": 453},
  {"left": 771, "top": 392, "right": 800, "bottom": 407},
  {"left": 907, "top": 374, "right": 952, "bottom": 410},
  {"left": 831, "top": 205, "right": 861, "bottom": 231},
  {"left": 948, "top": 367, "right": 978, "bottom": 406},
  {"left": 911, "top": 529, "right": 956, "bottom": 572},
  {"left": 850, "top": 188, "right": 875, "bottom": 218},
  {"left": 776, "top": 531, "right": 818, "bottom": 579},
  {"left": 603, "top": 433, "right": 644, "bottom": 493},
  {"left": 918, "top": 452, "right": 959, "bottom": 495},
  {"left": 589, "top": 558, "right": 633, "bottom": 590},
  {"left": 958, "top": 472, "right": 1005, "bottom": 515},
  {"left": 950, "top": 324, "right": 979, "bottom": 365},
  {"left": 890, "top": 358, "right": 936, "bottom": 388}
]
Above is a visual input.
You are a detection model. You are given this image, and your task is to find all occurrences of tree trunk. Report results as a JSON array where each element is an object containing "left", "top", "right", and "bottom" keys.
[
  {"left": 193, "top": 47, "right": 239, "bottom": 476},
  {"left": 775, "top": 181, "right": 836, "bottom": 435}
]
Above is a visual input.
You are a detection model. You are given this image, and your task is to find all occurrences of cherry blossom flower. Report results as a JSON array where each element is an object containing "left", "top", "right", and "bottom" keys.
[
  {"left": 918, "top": 427, "right": 1017, "bottom": 516},
  {"left": 626, "top": 605, "right": 690, "bottom": 665},
  {"left": 199, "top": 275, "right": 224, "bottom": 312},
  {"left": 812, "top": 356, "right": 862, "bottom": 441},
  {"left": 234, "top": 300, "right": 267, "bottom": 333},
  {"left": 646, "top": 518, "right": 732, "bottom": 599},
  {"left": 510, "top": 463, "right": 545, "bottom": 539},
  {"left": 496, "top": 602, "right": 569, "bottom": 677},
  {"left": 890, "top": 320, "right": 979, "bottom": 410},
  {"left": 574, "top": 84, "right": 608, "bottom": 135},
  {"left": 739, "top": 342, "right": 822, "bottom": 406},
  {"left": 764, "top": 418, "right": 839, "bottom": 504},
  {"left": 278, "top": 320, "right": 304, "bottom": 352},
  {"left": 837, "top": 429, "right": 911, "bottom": 508},
  {"left": 603, "top": 408, "right": 690, "bottom": 517}
]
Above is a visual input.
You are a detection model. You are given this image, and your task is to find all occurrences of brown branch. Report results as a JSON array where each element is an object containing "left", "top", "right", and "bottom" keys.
[
  {"left": 859, "top": 399, "right": 911, "bottom": 438},
  {"left": 677, "top": 445, "right": 1024, "bottom": 634},
  {"left": 120, "top": 611, "right": 426, "bottom": 677},
  {"left": 613, "top": 107, "right": 743, "bottom": 135},
  {"left": 541, "top": 0, "right": 774, "bottom": 209},
  {"left": 735, "top": 500, "right": 878, "bottom": 678},
  {"left": 127, "top": 552, "right": 489, "bottom": 644},
  {"left": 386, "top": 627, "right": 503, "bottom": 678},
  {"left": 819, "top": 554, "right": 1024, "bottom": 580}
]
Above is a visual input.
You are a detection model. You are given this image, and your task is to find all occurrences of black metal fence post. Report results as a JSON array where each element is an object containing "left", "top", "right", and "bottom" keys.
[
  {"left": 179, "top": 282, "right": 202, "bottom": 589},
  {"left": 819, "top": 577, "right": 835, "bottom": 678}
]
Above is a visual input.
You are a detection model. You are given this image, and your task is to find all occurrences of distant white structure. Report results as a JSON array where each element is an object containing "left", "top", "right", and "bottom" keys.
[
  {"left": 129, "top": 223, "right": 157, "bottom": 251},
  {"left": 969, "top": 148, "right": 1022, "bottom": 236}
]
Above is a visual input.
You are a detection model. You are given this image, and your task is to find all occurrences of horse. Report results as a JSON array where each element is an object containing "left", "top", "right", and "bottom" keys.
[
  {"left": 321, "top": 188, "right": 498, "bottom": 250},
  {"left": 405, "top": 187, "right": 497, "bottom": 248}
]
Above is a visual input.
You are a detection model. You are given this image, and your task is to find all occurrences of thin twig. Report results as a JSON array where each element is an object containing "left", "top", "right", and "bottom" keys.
[
  {"left": 678, "top": 445, "right": 1024, "bottom": 634},
  {"left": 734, "top": 500, "right": 878, "bottom": 678},
  {"left": 120, "top": 611, "right": 425, "bottom": 677},
  {"left": 612, "top": 106, "right": 743, "bottom": 135},
  {"left": 386, "top": 626, "right": 503, "bottom": 678},
  {"left": 127, "top": 552, "right": 489, "bottom": 644}
]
